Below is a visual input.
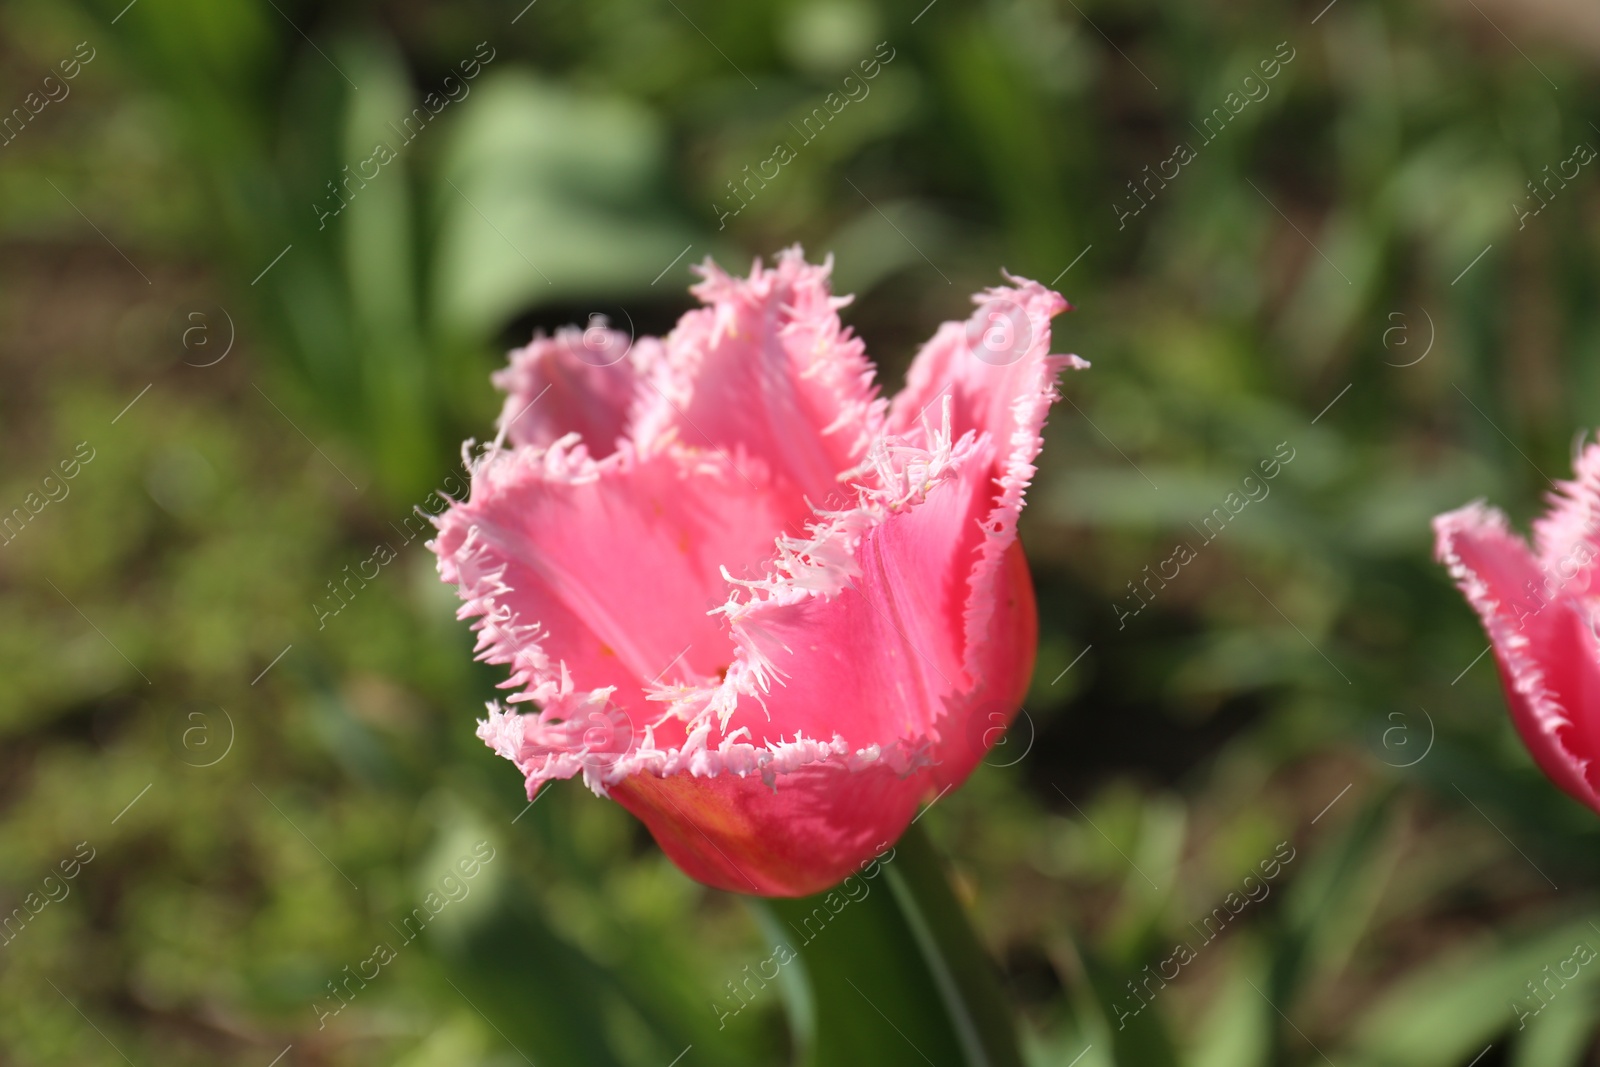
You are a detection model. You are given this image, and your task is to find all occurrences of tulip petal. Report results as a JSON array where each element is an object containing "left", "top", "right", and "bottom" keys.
[
  {"left": 611, "top": 759, "right": 919, "bottom": 896},
  {"left": 660, "top": 247, "right": 886, "bottom": 508},
  {"left": 433, "top": 436, "right": 799, "bottom": 730},
  {"left": 887, "top": 276, "right": 1086, "bottom": 683},
  {"left": 1532, "top": 438, "right": 1600, "bottom": 595},
  {"left": 715, "top": 421, "right": 993, "bottom": 744},
  {"left": 492, "top": 326, "right": 658, "bottom": 456},
  {"left": 604, "top": 411, "right": 1040, "bottom": 893},
  {"left": 1435, "top": 502, "right": 1600, "bottom": 810}
]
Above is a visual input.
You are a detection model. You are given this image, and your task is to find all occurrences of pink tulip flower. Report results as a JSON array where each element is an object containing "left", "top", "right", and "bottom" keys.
[
  {"left": 432, "top": 248, "right": 1083, "bottom": 895},
  {"left": 1435, "top": 444, "right": 1600, "bottom": 813}
]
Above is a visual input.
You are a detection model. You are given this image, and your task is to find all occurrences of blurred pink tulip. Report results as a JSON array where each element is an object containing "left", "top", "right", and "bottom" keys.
[
  {"left": 432, "top": 248, "right": 1083, "bottom": 895},
  {"left": 1435, "top": 443, "right": 1600, "bottom": 813}
]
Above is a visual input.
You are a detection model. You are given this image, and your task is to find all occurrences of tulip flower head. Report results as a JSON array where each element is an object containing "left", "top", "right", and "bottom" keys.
[
  {"left": 432, "top": 249, "right": 1083, "bottom": 895},
  {"left": 1435, "top": 442, "right": 1600, "bottom": 814}
]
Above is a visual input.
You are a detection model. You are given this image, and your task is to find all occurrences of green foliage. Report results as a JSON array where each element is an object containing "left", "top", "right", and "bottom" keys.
[{"left": 2, "top": 0, "right": 1599, "bottom": 1063}]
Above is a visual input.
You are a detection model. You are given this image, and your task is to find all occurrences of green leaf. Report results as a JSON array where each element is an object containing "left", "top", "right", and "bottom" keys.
[
  {"left": 1188, "top": 945, "right": 1271, "bottom": 1067},
  {"left": 1513, "top": 981, "right": 1599, "bottom": 1067},
  {"left": 428, "top": 876, "right": 633, "bottom": 1067},
  {"left": 1073, "top": 940, "right": 1182, "bottom": 1067},
  {"left": 1275, "top": 785, "right": 1398, "bottom": 1002},
  {"left": 431, "top": 70, "right": 699, "bottom": 339},
  {"left": 759, "top": 824, "right": 1025, "bottom": 1067},
  {"left": 336, "top": 36, "right": 438, "bottom": 496},
  {"left": 1344, "top": 916, "right": 1600, "bottom": 1067}
]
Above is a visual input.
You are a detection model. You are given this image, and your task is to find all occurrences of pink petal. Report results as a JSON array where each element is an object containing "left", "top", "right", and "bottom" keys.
[
  {"left": 718, "top": 431, "right": 991, "bottom": 739},
  {"left": 888, "top": 276, "right": 1086, "bottom": 684},
  {"left": 709, "top": 273, "right": 1079, "bottom": 770},
  {"left": 492, "top": 326, "right": 658, "bottom": 455},
  {"left": 433, "top": 437, "right": 801, "bottom": 737},
  {"left": 1435, "top": 502, "right": 1600, "bottom": 810},
  {"left": 660, "top": 247, "right": 886, "bottom": 509},
  {"left": 612, "top": 760, "right": 916, "bottom": 896},
  {"left": 606, "top": 424, "right": 1040, "bottom": 894},
  {"left": 1532, "top": 438, "right": 1600, "bottom": 596}
]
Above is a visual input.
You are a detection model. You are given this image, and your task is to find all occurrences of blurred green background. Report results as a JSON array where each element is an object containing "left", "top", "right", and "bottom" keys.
[{"left": 4, "top": 0, "right": 1600, "bottom": 1063}]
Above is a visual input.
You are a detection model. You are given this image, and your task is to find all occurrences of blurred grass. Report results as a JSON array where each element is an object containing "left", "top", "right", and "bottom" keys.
[{"left": 3, "top": 0, "right": 1600, "bottom": 1063}]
